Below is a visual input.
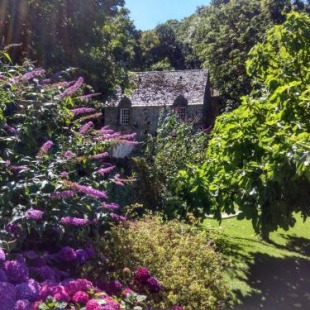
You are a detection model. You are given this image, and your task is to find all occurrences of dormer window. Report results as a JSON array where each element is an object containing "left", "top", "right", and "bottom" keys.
[{"left": 120, "top": 108, "right": 130, "bottom": 125}]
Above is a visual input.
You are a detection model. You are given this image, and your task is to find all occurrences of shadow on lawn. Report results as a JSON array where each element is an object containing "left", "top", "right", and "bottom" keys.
[{"left": 234, "top": 253, "right": 310, "bottom": 309}]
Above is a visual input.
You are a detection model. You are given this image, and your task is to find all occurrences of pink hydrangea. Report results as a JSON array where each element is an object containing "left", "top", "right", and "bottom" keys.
[
  {"left": 72, "top": 291, "right": 89, "bottom": 304},
  {"left": 86, "top": 299, "right": 102, "bottom": 310},
  {"left": 134, "top": 267, "right": 151, "bottom": 284}
]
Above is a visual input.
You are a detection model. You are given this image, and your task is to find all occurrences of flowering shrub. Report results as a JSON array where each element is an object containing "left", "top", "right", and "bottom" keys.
[
  {"left": 0, "top": 247, "right": 147, "bottom": 310},
  {"left": 0, "top": 57, "right": 136, "bottom": 251},
  {"left": 93, "top": 217, "right": 229, "bottom": 309}
]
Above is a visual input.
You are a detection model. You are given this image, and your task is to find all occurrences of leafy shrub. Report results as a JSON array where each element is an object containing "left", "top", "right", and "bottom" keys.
[
  {"left": 94, "top": 217, "right": 229, "bottom": 309},
  {"left": 133, "top": 113, "right": 209, "bottom": 220}
]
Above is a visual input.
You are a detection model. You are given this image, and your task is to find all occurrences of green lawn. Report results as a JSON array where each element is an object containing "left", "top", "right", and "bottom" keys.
[{"left": 203, "top": 215, "right": 310, "bottom": 309}]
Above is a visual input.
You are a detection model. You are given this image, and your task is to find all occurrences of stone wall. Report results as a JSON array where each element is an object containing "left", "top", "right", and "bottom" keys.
[{"left": 104, "top": 105, "right": 205, "bottom": 137}]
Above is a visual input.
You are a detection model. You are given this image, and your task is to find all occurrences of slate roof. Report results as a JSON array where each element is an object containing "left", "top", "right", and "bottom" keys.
[{"left": 106, "top": 69, "right": 209, "bottom": 107}]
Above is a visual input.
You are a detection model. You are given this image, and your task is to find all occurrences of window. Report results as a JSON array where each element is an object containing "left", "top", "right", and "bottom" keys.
[{"left": 120, "top": 108, "right": 130, "bottom": 125}]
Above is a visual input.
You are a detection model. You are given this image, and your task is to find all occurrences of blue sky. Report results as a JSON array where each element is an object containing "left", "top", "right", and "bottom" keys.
[{"left": 125, "top": 0, "right": 210, "bottom": 31}]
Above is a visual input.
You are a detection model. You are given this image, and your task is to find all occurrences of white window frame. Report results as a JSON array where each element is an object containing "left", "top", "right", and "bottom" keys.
[{"left": 120, "top": 108, "right": 130, "bottom": 125}]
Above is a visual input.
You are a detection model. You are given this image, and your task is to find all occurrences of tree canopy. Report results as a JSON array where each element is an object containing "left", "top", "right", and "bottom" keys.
[{"left": 177, "top": 12, "right": 310, "bottom": 239}]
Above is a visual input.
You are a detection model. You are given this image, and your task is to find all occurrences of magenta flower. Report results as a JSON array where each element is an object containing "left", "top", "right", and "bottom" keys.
[
  {"left": 134, "top": 267, "right": 151, "bottom": 284},
  {"left": 38, "top": 140, "right": 53, "bottom": 156},
  {"left": 71, "top": 107, "right": 96, "bottom": 115},
  {"left": 72, "top": 291, "right": 89, "bottom": 304},
  {"left": 86, "top": 300, "right": 102, "bottom": 310},
  {"left": 59, "top": 77, "right": 84, "bottom": 98},
  {"left": 60, "top": 171, "right": 69, "bottom": 178},
  {"left": 25, "top": 209, "right": 44, "bottom": 220},
  {"left": 66, "top": 181, "right": 108, "bottom": 199},
  {"left": 63, "top": 150, "right": 74, "bottom": 158},
  {"left": 79, "top": 121, "right": 94, "bottom": 134},
  {"left": 89, "top": 152, "right": 109, "bottom": 159},
  {"left": 107, "top": 280, "right": 122, "bottom": 296},
  {"left": 4, "top": 124, "right": 17, "bottom": 134},
  {"left": 50, "top": 190, "right": 75, "bottom": 200},
  {"left": 58, "top": 247, "right": 76, "bottom": 262},
  {"left": 102, "top": 202, "right": 119, "bottom": 210},
  {"left": 146, "top": 277, "right": 161, "bottom": 293},
  {"left": 171, "top": 306, "right": 184, "bottom": 310},
  {"left": 60, "top": 217, "right": 90, "bottom": 226},
  {"left": 97, "top": 166, "right": 115, "bottom": 175},
  {"left": 110, "top": 213, "right": 127, "bottom": 222},
  {"left": 54, "top": 288, "right": 70, "bottom": 302}
]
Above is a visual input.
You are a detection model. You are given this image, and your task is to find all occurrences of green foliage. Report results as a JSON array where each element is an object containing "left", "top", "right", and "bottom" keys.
[
  {"left": 133, "top": 113, "right": 209, "bottom": 220},
  {"left": 178, "top": 12, "right": 310, "bottom": 239},
  {"left": 0, "top": 0, "right": 139, "bottom": 96},
  {"left": 96, "top": 217, "right": 229, "bottom": 309}
]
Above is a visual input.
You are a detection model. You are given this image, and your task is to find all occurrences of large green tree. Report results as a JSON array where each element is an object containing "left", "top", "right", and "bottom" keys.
[{"left": 177, "top": 12, "right": 310, "bottom": 240}]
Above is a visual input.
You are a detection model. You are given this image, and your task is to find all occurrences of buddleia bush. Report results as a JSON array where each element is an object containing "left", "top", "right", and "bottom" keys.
[
  {"left": 0, "top": 54, "right": 136, "bottom": 251},
  {"left": 95, "top": 217, "right": 229, "bottom": 309}
]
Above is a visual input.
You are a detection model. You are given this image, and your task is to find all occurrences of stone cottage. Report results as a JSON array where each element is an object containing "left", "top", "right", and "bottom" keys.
[{"left": 104, "top": 69, "right": 220, "bottom": 136}]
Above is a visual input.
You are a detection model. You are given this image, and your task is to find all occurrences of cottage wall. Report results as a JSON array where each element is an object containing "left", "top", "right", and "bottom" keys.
[{"left": 104, "top": 105, "right": 205, "bottom": 136}]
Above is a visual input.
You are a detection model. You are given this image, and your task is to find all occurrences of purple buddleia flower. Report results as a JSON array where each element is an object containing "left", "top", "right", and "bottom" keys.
[
  {"left": 76, "top": 93, "right": 101, "bottom": 101},
  {"left": 53, "top": 81, "right": 75, "bottom": 88},
  {"left": 41, "top": 78, "right": 52, "bottom": 85},
  {"left": 97, "top": 166, "right": 115, "bottom": 175},
  {"left": 50, "top": 190, "right": 75, "bottom": 200},
  {"left": 97, "top": 127, "right": 114, "bottom": 134},
  {"left": 4, "top": 259, "right": 29, "bottom": 284},
  {"left": 60, "top": 217, "right": 90, "bottom": 226},
  {"left": 59, "top": 77, "right": 84, "bottom": 98},
  {"left": 16, "top": 279, "right": 41, "bottom": 301},
  {"left": 25, "top": 209, "right": 44, "bottom": 220},
  {"left": 110, "top": 213, "right": 127, "bottom": 222},
  {"left": 89, "top": 152, "right": 109, "bottom": 159},
  {"left": 60, "top": 171, "right": 69, "bottom": 178},
  {"left": 102, "top": 202, "right": 119, "bottom": 210},
  {"left": 10, "top": 165, "right": 28, "bottom": 172},
  {"left": 38, "top": 140, "right": 53, "bottom": 156},
  {"left": 70, "top": 107, "right": 96, "bottom": 115},
  {"left": 79, "top": 121, "right": 94, "bottom": 134},
  {"left": 20, "top": 69, "right": 45, "bottom": 81},
  {"left": 58, "top": 247, "right": 76, "bottom": 262},
  {"left": 171, "top": 306, "right": 184, "bottom": 310},
  {"left": 0, "top": 282, "right": 16, "bottom": 309},
  {"left": 63, "top": 150, "right": 74, "bottom": 158},
  {"left": 112, "top": 174, "right": 124, "bottom": 186},
  {"left": 66, "top": 181, "right": 107, "bottom": 199},
  {"left": 119, "top": 133, "right": 137, "bottom": 140},
  {"left": 4, "top": 124, "right": 17, "bottom": 134}
]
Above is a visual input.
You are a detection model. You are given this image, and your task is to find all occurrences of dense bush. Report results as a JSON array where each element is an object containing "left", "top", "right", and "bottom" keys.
[
  {"left": 177, "top": 12, "right": 310, "bottom": 240},
  {"left": 133, "top": 113, "right": 209, "bottom": 220},
  {"left": 95, "top": 217, "right": 229, "bottom": 310}
]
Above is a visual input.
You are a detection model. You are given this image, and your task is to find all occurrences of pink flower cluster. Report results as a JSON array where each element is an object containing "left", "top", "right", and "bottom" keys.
[{"left": 66, "top": 181, "right": 107, "bottom": 199}]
